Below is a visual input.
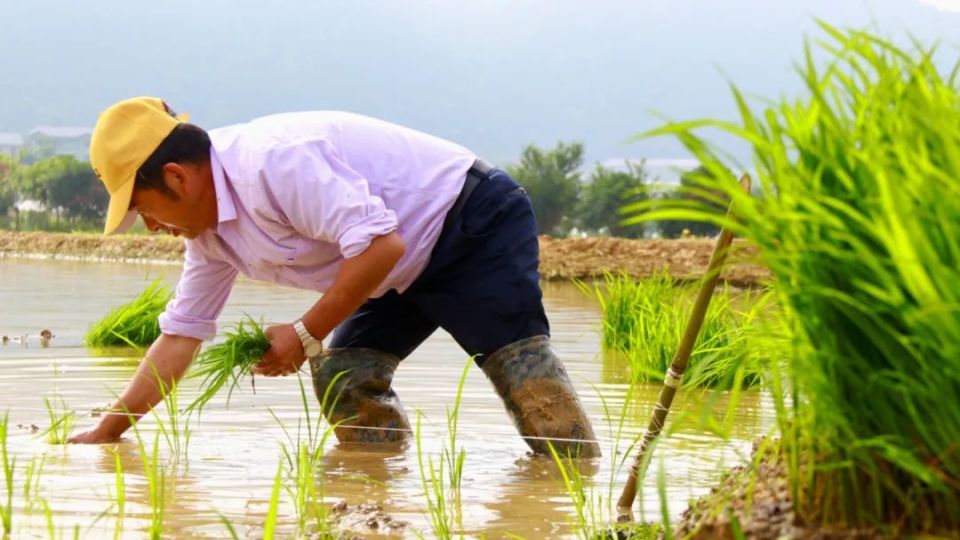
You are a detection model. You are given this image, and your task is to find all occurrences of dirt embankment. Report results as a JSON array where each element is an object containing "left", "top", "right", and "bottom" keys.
[
  {"left": 0, "top": 231, "right": 771, "bottom": 286},
  {"left": 0, "top": 231, "right": 185, "bottom": 263},
  {"left": 538, "top": 236, "right": 769, "bottom": 287}
]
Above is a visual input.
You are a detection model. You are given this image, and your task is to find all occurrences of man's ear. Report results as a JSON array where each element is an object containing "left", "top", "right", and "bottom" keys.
[{"left": 161, "top": 162, "right": 189, "bottom": 197}]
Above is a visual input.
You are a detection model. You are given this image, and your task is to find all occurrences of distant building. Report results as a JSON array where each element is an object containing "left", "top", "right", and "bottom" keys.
[
  {"left": 0, "top": 133, "right": 22, "bottom": 157},
  {"left": 26, "top": 126, "right": 93, "bottom": 161}
]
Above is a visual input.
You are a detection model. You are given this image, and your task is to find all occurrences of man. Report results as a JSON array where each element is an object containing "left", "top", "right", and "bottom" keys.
[{"left": 69, "top": 96, "right": 599, "bottom": 457}]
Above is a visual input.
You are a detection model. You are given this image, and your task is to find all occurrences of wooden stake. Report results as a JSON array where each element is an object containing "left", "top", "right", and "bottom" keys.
[{"left": 616, "top": 175, "right": 752, "bottom": 517}]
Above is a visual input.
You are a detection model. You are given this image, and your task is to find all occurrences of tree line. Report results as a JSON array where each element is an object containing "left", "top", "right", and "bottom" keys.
[{"left": 0, "top": 142, "right": 720, "bottom": 238}]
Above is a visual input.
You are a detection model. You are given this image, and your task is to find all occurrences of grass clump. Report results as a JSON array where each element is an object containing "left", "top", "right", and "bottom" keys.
[
  {"left": 187, "top": 317, "right": 270, "bottom": 413},
  {"left": 581, "top": 272, "right": 780, "bottom": 389},
  {"left": 85, "top": 279, "right": 172, "bottom": 348},
  {"left": 627, "top": 23, "right": 960, "bottom": 534}
]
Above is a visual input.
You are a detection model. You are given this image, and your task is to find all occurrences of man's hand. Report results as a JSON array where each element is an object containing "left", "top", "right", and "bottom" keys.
[
  {"left": 68, "top": 426, "right": 123, "bottom": 445},
  {"left": 253, "top": 324, "right": 306, "bottom": 377},
  {"left": 66, "top": 334, "right": 200, "bottom": 444},
  {"left": 253, "top": 232, "right": 405, "bottom": 378}
]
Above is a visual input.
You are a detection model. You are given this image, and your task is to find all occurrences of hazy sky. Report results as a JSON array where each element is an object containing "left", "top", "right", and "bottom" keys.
[{"left": 2, "top": 0, "right": 958, "bottom": 167}]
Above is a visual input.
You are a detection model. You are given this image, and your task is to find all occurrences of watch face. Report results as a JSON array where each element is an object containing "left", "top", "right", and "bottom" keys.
[{"left": 305, "top": 342, "right": 322, "bottom": 357}]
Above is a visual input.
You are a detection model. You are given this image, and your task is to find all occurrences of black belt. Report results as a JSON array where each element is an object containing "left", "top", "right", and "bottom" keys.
[{"left": 442, "top": 158, "right": 494, "bottom": 234}]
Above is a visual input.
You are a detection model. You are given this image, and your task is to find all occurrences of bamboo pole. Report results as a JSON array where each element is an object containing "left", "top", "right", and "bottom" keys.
[{"left": 616, "top": 174, "right": 752, "bottom": 517}]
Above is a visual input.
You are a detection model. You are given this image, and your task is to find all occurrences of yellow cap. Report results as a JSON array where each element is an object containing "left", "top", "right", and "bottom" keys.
[{"left": 90, "top": 97, "right": 190, "bottom": 235}]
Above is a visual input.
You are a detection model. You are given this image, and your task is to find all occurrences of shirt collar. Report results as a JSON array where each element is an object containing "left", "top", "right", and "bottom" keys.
[{"left": 210, "top": 147, "right": 237, "bottom": 230}]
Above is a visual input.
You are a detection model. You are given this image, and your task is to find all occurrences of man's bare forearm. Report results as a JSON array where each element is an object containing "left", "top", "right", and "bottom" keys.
[
  {"left": 93, "top": 333, "right": 201, "bottom": 439},
  {"left": 301, "top": 231, "right": 406, "bottom": 341}
]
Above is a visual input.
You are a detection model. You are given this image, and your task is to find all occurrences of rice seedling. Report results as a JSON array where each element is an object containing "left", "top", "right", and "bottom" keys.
[
  {"left": 85, "top": 279, "right": 172, "bottom": 348},
  {"left": 112, "top": 448, "right": 125, "bottom": 540},
  {"left": 187, "top": 317, "right": 270, "bottom": 413},
  {"left": 579, "top": 273, "right": 777, "bottom": 390},
  {"left": 130, "top": 425, "right": 169, "bottom": 540},
  {"left": 444, "top": 358, "right": 471, "bottom": 492},
  {"left": 411, "top": 359, "right": 475, "bottom": 538},
  {"left": 545, "top": 382, "right": 663, "bottom": 539},
  {"left": 0, "top": 412, "right": 14, "bottom": 535},
  {"left": 415, "top": 411, "right": 454, "bottom": 539},
  {"left": 23, "top": 455, "right": 45, "bottom": 512},
  {"left": 150, "top": 373, "right": 191, "bottom": 458},
  {"left": 263, "top": 459, "right": 284, "bottom": 540},
  {"left": 217, "top": 512, "right": 241, "bottom": 540},
  {"left": 39, "top": 499, "right": 81, "bottom": 540},
  {"left": 41, "top": 396, "right": 76, "bottom": 445},
  {"left": 625, "top": 23, "right": 960, "bottom": 534},
  {"left": 271, "top": 372, "right": 343, "bottom": 537},
  {"left": 656, "top": 460, "right": 672, "bottom": 540}
]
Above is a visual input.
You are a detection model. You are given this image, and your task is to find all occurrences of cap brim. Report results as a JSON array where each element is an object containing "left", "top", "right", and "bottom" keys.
[{"left": 103, "top": 177, "right": 137, "bottom": 235}]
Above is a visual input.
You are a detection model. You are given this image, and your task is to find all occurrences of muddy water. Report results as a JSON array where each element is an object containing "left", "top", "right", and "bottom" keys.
[{"left": 0, "top": 258, "right": 774, "bottom": 538}]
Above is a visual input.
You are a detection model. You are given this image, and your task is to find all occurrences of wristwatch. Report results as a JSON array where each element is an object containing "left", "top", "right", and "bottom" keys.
[{"left": 293, "top": 319, "right": 323, "bottom": 358}]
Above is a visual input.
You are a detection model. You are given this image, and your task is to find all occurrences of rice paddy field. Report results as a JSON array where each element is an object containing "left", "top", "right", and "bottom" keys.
[
  {"left": 1, "top": 25, "right": 958, "bottom": 540},
  {"left": 0, "top": 257, "right": 774, "bottom": 539}
]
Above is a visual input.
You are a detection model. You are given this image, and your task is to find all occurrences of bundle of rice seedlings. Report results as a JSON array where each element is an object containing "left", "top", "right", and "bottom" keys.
[
  {"left": 626, "top": 23, "right": 960, "bottom": 533},
  {"left": 187, "top": 317, "right": 271, "bottom": 413},
  {"left": 85, "top": 279, "right": 172, "bottom": 348},
  {"left": 580, "top": 272, "right": 775, "bottom": 389}
]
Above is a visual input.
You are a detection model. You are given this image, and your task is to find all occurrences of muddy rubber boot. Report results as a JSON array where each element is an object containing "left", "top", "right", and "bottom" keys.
[
  {"left": 309, "top": 348, "right": 411, "bottom": 443},
  {"left": 481, "top": 335, "right": 601, "bottom": 458}
]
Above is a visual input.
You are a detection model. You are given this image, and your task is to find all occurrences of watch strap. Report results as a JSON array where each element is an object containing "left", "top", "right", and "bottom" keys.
[{"left": 293, "top": 319, "right": 320, "bottom": 350}]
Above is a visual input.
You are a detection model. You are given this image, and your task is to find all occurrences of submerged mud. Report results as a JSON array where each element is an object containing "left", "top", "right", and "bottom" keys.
[{"left": 328, "top": 501, "right": 408, "bottom": 538}]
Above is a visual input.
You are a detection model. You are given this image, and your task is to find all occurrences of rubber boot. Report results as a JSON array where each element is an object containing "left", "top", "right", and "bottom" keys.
[
  {"left": 481, "top": 335, "right": 601, "bottom": 458},
  {"left": 309, "top": 348, "right": 411, "bottom": 443}
]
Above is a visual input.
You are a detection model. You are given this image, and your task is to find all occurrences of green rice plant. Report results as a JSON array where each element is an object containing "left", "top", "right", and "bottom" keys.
[
  {"left": 217, "top": 512, "right": 241, "bottom": 540},
  {"left": 546, "top": 383, "right": 661, "bottom": 540},
  {"left": 187, "top": 317, "right": 270, "bottom": 413},
  {"left": 271, "top": 372, "right": 343, "bottom": 537},
  {"left": 41, "top": 396, "right": 76, "bottom": 445},
  {"left": 112, "top": 448, "right": 125, "bottom": 540},
  {"left": 23, "top": 455, "right": 45, "bottom": 512},
  {"left": 415, "top": 411, "right": 453, "bottom": 539},
  {"left": 85, "top": 279, "right": 172, "bottom": 348},
  {"left": 263, "top": 459, "right": 284, "bottom": 540},
  {"left": 412, "top": 362, "right": 473, "bottom": 539},
  {"left": 443, "top": 358, "right": 471, "bottom": 492},
  {"left": 130, "top": 425, "right": 168, "bottom": 540},
  {"left": 0, "top": 412, "right": 14, "bottom": 535},
  {"left": 579, "top": 273, "right": 777, "bottom": 389},
  {"left": 39, "top": 499, "right": 81, "bottom": 540},
  {"left": 656, "top": 460, "right": 672, "bottom": 540},
  {"left": 548, "top": 444, "right": 593, "bottom": 539},
  {"left": 150, "top": 374, "right": 191, "bottom": 458},
  {"left": 625, "top": 23, "right": 960, "bottom": 533}
]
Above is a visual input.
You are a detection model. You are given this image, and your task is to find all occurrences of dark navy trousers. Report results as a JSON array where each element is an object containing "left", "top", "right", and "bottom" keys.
[{"left": 329, "top": 168, "right": 550, "bottom": 365}]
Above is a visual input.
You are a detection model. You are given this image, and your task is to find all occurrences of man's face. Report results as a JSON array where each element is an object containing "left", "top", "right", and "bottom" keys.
[{"left": 128, "top": 163, "right": 210, "bottom": 239}]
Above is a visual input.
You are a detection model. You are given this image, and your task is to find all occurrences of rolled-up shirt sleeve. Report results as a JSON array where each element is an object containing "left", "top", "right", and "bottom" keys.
[
  {"left": 159, "top": 242, "right": 239, "bottom": 340},
  {"left": 259, "top": 142, "right": 398, "bottom": 258}
]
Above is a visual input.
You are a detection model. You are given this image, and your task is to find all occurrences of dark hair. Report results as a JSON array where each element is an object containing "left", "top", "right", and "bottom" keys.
[{"left": 135, "top": 122, "right": 211, "bottom": 199}]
